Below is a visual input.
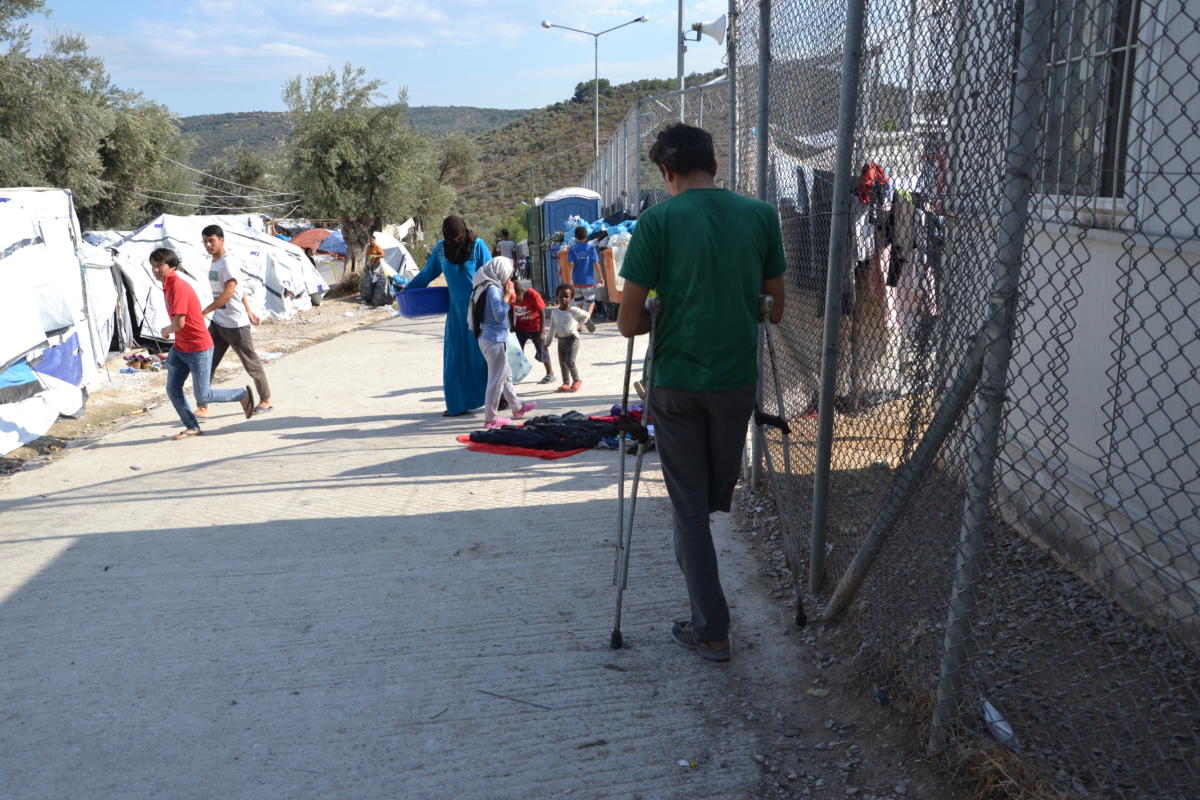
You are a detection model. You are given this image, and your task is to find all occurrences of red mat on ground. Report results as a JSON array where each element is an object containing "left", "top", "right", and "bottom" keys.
[{"left": 455, "top": 434, "right": 587, "bottom": 460}]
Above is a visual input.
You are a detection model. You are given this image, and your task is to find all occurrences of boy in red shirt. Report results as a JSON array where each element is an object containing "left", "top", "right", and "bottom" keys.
[
  {"left": 510, "top": 281, "right": 555, "bottom": 384},
  {"left": 150, "top": 248, "right": 254, "bottom": 439}
]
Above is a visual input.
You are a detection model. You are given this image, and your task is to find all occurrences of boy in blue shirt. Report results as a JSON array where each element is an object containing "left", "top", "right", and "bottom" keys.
[{"left": 567, "top": 226, "right": 603, "bottom": 332}]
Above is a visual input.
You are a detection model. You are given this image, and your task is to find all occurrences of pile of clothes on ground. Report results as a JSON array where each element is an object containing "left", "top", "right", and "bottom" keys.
[
  {"left": 468, "top": 406, "right": 654, "bottom": 455},
  {"left": 469, "top": 410, "right": 617, "bottom": 451}
]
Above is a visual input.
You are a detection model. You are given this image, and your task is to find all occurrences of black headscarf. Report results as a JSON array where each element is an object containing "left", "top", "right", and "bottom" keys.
[{"left": 442, "top": 215, "right": 475, "bottom": 266}]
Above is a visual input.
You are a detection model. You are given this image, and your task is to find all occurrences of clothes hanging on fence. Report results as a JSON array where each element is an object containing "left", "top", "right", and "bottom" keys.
[{"left": 881, "top": 190, "right": 937, "bottom": 329}]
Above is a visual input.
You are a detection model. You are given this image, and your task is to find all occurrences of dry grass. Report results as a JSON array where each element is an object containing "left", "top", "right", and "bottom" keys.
[{"left": 950, "top": 744, "right": 1081, "bottom": 800}]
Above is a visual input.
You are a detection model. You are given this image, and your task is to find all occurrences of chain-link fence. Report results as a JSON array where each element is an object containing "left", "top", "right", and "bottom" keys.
[
  {"left": 582, "top": 1, "right": 1198, "bottom": 796},
  {"left": 583, "top": 79, "right": 732, "bottom": 216}
]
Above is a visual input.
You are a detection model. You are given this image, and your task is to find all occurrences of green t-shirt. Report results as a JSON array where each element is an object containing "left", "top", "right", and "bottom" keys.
[{"left": 620, "top": 188, "right": 787, "bottom": 391}]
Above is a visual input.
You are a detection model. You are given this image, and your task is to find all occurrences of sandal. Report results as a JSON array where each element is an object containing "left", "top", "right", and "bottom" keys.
[
  {"left": 671, "top": 621, "right": 731, "bottom": 662},
  {"left": 171, "top": 428, "right": 202, "bottom": 440},
  {"left": 538, "top": 375, "right": 556, "bottom": 384},
  {"left": 240, "top": 386, "right": 255, "bottom": 419},
  {"left": 556, "top": 384, "right": 571, "bottom": 393}
]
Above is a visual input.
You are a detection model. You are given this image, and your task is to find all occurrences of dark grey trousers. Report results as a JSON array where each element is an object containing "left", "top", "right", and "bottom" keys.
[
  {"left": 557, "top": 335, "right": 581, "bottom": 382},
  {"left": 650, "top": 384, "right": 756, "bottom": 643}
]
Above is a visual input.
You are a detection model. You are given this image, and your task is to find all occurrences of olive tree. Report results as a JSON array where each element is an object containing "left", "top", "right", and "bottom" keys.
[
  {"left": 283, "top": 64, "right": 424, "bottom": 274},
  {"left": 0, "top": 8, "right": 186, "bottom": 229}
]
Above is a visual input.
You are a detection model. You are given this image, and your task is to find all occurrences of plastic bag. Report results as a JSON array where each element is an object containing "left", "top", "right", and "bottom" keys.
[{"left": 506, "top": 332, "right": 533, "bottom": 383}]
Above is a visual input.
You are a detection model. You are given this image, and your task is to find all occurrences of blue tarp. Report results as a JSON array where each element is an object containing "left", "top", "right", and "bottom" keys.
[
  {"left": 319, "top": 230, "right": 347, "bottom": 254},
  {"left": 0, "top": 360, "right": 42, "bottom": 405},
  {"left": 31, "top": 333, "right": 83, "bottom": 387}
]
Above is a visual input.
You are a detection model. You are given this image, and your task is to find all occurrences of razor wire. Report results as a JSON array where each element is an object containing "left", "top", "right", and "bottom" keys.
[{"left": 583, "top": 0, "right": 1198, "bottom": 797}]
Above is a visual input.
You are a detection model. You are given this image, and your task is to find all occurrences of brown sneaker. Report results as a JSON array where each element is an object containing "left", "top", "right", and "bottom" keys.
[{"left": 671, "top": 621, "right": 731, "bottom": 662}]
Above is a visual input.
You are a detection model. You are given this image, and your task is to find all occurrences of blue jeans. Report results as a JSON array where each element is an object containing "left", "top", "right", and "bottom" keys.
[{"left": 166, "top": 347, "right": 245, "bottom": 430}]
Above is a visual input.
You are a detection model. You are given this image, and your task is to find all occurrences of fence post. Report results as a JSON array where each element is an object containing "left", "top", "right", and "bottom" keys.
[
  {"left": 808, "top": 0, "right": 868, "bottom": 593},
  {"left": 633, "top": 99, "right": 642, "bottom": 214},
  {"left": 820, "top": 320, "right": 992, "bottom": 622},
  {"left": 727, "top": 0, "right": 738, "bottom": 192},
  {"left": 750, "top": 0, "right": 772, "bottom": 490},
  {"left": 927, "top": 0, "right": 1053, "bottom": 753}
]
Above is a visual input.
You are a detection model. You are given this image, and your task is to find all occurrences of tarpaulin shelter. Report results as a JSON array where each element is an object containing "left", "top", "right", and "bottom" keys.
[
  {"left": 372, "top": 231, "right": 418, "bottom": 280},
  {"left": 318, "top": 230, "right": 347, "bottom": 255},
  {"left": 288, "top": 227, "right": 333, "bottom": 253},
  {"left": 0, "top": 188, "right": 125, "bottom": 455},
  {"left": 110, "top": 214, "right": 328, "bottom": 338}
]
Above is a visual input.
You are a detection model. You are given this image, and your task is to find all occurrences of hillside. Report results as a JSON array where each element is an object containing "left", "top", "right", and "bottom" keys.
[
  {"left": 453, "top": 71, "right": 725, "bottom": 234},
  {"left": 180, "top": 106, "right": 529, "bottom": 167}
]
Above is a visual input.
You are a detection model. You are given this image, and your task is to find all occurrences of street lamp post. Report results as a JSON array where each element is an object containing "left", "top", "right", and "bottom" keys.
[{"left": 542, "top": 15, "right": 650, "bottom": 162}]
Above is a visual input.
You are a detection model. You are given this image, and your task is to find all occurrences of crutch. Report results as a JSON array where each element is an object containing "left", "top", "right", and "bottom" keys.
[
  {"left": 755, "top": 294, "right": 807, "bottom": 628},
  {"left": 610, "top": 298, "right": 659, "bottom": 649}
]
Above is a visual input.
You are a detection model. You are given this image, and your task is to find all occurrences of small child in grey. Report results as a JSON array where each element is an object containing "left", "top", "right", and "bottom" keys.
[{"left": 544, "top": 284, "right": 591, "bottom": 393}]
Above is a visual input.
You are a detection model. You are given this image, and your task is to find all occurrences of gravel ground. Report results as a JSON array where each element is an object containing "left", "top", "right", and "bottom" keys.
[
  {"left": 741, "top": 436, "right": 1200, "bottom": 800},
  {"left": 731, "top": 487, "right": 968, "bottom": 800}
]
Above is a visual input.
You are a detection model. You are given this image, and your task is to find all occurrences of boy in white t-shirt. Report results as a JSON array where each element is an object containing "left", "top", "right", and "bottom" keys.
[{"left": 195, "top": 224, "right": 274, "bottom": 416}]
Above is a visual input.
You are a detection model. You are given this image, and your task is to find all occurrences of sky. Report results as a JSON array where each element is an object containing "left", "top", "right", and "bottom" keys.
[{"left": 25, "top": 0, "right": 731, "bottom": 117}]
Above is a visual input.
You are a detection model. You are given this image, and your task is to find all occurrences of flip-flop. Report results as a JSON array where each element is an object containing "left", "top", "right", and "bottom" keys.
[
  {"left": 171, "top": 429, "right": 202, "bottom": 440},
  {"left": 253, "top": 405, "right": 273, "bottom": 415},
  {"left": 240, "top": 386, "right": 255, "bottom": 419}
]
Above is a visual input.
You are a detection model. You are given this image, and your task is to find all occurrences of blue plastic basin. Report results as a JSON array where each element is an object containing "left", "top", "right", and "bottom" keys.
[{"left": 397, "top": 286, "right": 450, "bottom": 317}]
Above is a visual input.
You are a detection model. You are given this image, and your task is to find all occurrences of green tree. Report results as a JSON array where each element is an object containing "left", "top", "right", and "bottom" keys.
[
  {"left": 493, "top": 204, "right": 528, "bottom": 245},
  {"left": 91, "top": 91, "right": 183, "bottom": 226},
  {"left": 0, "top": 0, "right": 44, "bottom": 40},
  {"left": 0, "top": 7, "right": 189, "bottom": 229},
  {"left": 283, "top": 63, "right": 425, "bottom": 273},
  {"left": 572, "top": 78, "right": 612, "bottom": 103},
  {"left": 436, "top": 132, "right": 479, "bottom": 186},
  {"left": 196, "top": 146, "right": 277, "bottom": 214}
]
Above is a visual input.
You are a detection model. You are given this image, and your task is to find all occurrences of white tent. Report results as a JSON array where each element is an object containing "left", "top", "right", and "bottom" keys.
[
  {"left": 372, "top": 230, "right": 419, "bottom": 280},
  {"left": 83, "top": 229, "right": 131, "bottom": 249},
  {"left": 210, "top": 212, "right": 268, "bottom": 233},
  {"left": 0, "top": 187, "right": 124, "bottom": 455},
  {"left": 111, "top": 214, "right": 328, "bottom": 339}
]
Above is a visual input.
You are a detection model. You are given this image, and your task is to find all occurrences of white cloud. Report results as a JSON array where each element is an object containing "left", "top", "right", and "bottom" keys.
[
  {"left": 225, "top": 42, "right": 330, "bottom": 61},
  {"left": 306, "top": 0, "right": 448, "bottom": 23}
]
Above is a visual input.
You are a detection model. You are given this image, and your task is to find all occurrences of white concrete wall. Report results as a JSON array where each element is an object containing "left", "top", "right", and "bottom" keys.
[{"left": 1000, "top": 4, "right": 1200, "bottom": 639}]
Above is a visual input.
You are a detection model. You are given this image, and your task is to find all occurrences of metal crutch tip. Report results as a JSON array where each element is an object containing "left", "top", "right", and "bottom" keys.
[{"left": 609, "top": 630, "right": 624, "bottom": 649}]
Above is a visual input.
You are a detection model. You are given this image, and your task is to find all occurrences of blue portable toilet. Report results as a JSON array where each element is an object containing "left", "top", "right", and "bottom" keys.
[
  {"left": 540, "top": 186, "right": 601, "bottom": 237},
  {"left": 530, "top": 188, "right": 600, "bottom": 297}
]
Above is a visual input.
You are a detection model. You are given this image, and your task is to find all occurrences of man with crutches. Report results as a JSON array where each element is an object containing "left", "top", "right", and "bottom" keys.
[{"left": 616, "top": 122, "right": 787, "bottom": 662}]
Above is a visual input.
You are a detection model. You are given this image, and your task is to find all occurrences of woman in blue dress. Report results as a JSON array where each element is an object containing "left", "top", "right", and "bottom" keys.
[{"left": 406, "top": 215, "right": 491, "bottom": 416}]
